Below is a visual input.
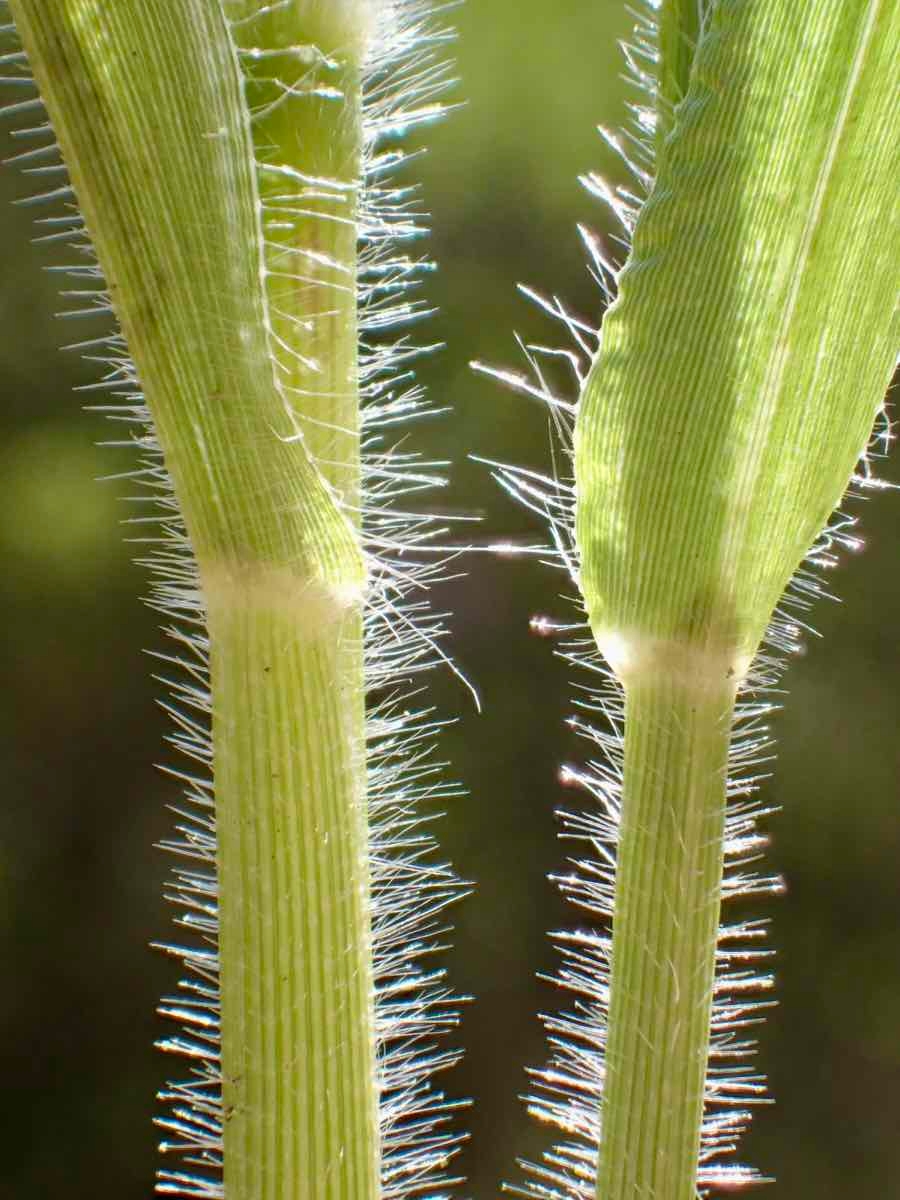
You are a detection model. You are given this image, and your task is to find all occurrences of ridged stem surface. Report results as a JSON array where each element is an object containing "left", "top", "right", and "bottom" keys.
[
  {"left": 8, "top": 3, "right": 379, "bottom": 1198},
  {"left": 655, "top": 0, "right": 703, "bottom": 149},
  {"left": 598, "top": 673, "right": 735, "bottom": 1199},
  {"left": 209, "top": 594, "right": 374, "bottom": 1199},
  {"left": 577, "top": 2, "right": 899, "bottom": 1197}
]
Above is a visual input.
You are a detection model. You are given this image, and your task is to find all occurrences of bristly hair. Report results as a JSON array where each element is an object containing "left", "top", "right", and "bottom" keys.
[
  {"left": 473, "top": 2, "right": 890, "bottom": 1196},
  {"left": 1, "top": 2, "right": 468, "bottom": 1197}
]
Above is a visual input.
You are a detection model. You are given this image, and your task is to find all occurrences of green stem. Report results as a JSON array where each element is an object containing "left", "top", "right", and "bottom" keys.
[
  {"left": 7, "top": 3, "right": 378, "bottom": 1198},
  {"left": 210, "top": 594, "right": 375, "bottom": 1199},
  {"left": 224, "top": 0, "right": 367, "bottom": 497},
  {"left": 577, "top": 2, "right": 899, "bottom": 1196},
  {"left": 655, "top": 0, "right": 703, "bottom": 152},
  {"left": 219, "top": 9, "right": 376, "bottom": 1197},
  {"left": 597, "top": 670, "right": 735, "bottom": 1200}
]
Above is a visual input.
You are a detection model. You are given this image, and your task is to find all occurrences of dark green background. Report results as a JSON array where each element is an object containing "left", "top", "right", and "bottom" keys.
[{"left": 1, "top": 3, "right": 898, "bottom": 1197}]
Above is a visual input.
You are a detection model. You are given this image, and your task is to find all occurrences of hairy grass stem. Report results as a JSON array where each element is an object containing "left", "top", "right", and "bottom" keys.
[
  {"left": 4, "top": 0, "right": 899, "bottom": 1196},
  {"left": 481, "top": 1, "right": 899, "bottom": 1196},
  {"left": 2, "top": 2, "right": 462, "bottom": 1198}
]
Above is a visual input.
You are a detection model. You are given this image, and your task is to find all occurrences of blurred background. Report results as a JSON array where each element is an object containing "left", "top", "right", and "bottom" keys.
[{"left": 1, "top": 3, "right": 898, "bottom": 1197}]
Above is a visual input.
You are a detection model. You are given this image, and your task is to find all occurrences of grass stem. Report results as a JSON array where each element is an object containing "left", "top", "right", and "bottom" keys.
[
  {"left": 598, "top": 669, "right": 735, "bottom": 1199},
  {"left": 6, "top": 4, "right": 379, "bottom": 1196},
  {"left": 210, "top": 592, "right": 376, "bottom": 1200}
]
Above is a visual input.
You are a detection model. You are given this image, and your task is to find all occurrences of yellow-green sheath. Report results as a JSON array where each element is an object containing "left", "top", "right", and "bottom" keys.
[
  {"left": 576, "top": 2, "right": 899, "bottom": 1196},
  {"left": 579, "top": 0, "right": 899, "bottom": 675},
  {"left": 8, "top": 2, "right": 379, "bottom": 1197},
  {"left": 654, "top": 0, "right": 703, "bottom": 151},
  {"left": 224, "top": 0, "right": 368, "bottom": 497}
]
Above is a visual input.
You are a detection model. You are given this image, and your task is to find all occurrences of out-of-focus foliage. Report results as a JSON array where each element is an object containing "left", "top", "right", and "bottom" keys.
[{"left": 0, "top": 2, "right": 897, "bottom": 1196}]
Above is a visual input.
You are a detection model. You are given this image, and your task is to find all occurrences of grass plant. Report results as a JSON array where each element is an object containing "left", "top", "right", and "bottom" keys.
[
  {"left": 481, "top": 2, "right": 899, "bottom": 1197},
  {"left": 2, "top": 1, "right": 899, "bottom": 1198},
  {"left": 2, "top": 3, "right": 462, "bottom": 1199}
]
